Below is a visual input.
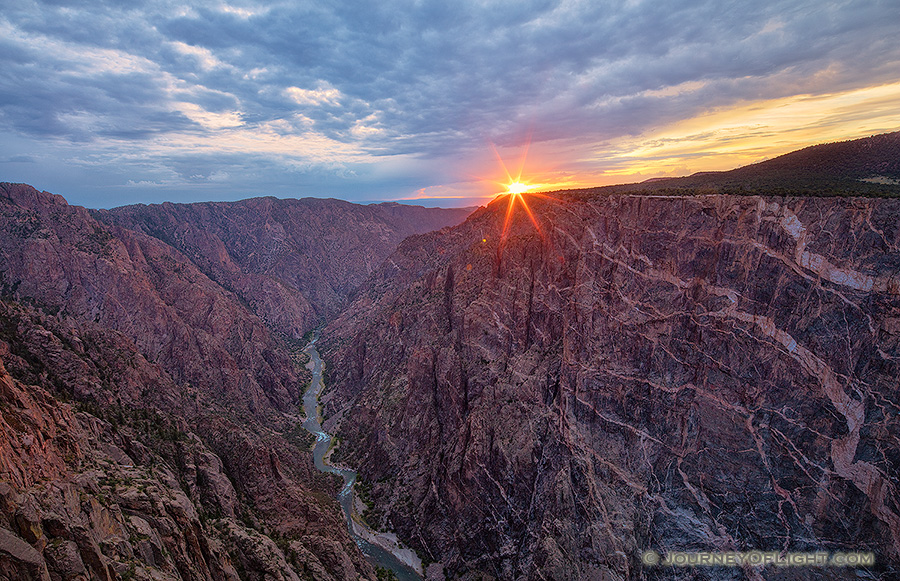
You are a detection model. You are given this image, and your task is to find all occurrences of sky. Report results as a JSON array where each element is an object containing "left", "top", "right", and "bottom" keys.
[{"left": 1, "top": 0, "right": 899, "bottom": 209}]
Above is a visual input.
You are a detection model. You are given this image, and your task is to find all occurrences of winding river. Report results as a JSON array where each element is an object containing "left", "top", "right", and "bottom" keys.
[{"left": 301, "top": 335, "right": 424, "bottom": 581}]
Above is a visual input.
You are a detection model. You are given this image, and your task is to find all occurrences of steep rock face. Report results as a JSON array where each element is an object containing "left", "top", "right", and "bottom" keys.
[
  {"left": 0, "top": 340, "right": 372, "bottom": 581},
  {"left": 324, "top": 193, "right": 900, "bottom": 579},
  {"left": 0, "top": 351, "right": 242, "bottom": 581},
  {"left": 0, "top": 299, "right": 373, "bottom": 580},
  {"left": 97, "top": 198, "right": 472, "bottom": 338},
  {"left": 0, "top": 183, "right": 376, "bottom": 579},
  {"left": 0, "top": 183, "right": 298, "bottom": 420}
]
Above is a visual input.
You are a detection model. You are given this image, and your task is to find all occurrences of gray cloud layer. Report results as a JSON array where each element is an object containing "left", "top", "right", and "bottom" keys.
[{"left": 1, "top": 0, "right": 898, "bottom": 206}]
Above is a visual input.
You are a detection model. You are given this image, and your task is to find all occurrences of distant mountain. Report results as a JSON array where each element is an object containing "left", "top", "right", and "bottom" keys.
[{"left": 97, "top": 198, "right": 473, "bottom": 339}]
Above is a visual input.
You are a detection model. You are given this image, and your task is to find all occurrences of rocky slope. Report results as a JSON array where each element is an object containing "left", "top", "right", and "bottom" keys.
[
  {"left": 0, "top": 312, "right": 363, "bottom": 581},
  {"left": 0, "top": 183, "right": 300, "bottom": 422},
  {"left": 96, "top": 198, "right": 472, "bottom": 338},
  {"left": 323, "top": 191, "right": 900, "bottom": 579},
  {"left": 0, "top": 339, "right": 240, "bottom": 581},
  {"left": 0, "top": 183, "right": 391, "bottom": 580}
]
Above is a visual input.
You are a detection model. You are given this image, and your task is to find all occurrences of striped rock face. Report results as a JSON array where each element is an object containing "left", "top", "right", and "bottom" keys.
[{"left": 324, "top": 192, "right": 900, "bottom": 580}]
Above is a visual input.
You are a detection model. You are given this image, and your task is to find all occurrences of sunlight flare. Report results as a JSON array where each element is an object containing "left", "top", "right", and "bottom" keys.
[
  {"left": 506, "top": 181, "right": 532, "bottom": 195},
  {"left": 485, "top": 140, "right": 556, "bottom": 247}
]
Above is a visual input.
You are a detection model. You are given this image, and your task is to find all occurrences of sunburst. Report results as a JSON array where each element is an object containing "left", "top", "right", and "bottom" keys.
[
  {"left": 506, "top": 181, "right": 531, "bottom": 195},
  {"left": 490, "top": 143, "right": 547, "bottom": 245}
]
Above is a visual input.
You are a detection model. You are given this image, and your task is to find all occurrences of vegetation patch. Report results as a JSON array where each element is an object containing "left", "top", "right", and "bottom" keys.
[{"left": 375, "top": 566, "right": 400, "bottom": 581}]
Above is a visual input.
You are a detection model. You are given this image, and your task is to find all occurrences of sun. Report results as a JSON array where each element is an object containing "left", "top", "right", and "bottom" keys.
[
  {"left": 485, "top": 143, "right": 550, "bottom": 246},
  {"left": 506, "top": 181, "right": 531, "bottom": 195}
]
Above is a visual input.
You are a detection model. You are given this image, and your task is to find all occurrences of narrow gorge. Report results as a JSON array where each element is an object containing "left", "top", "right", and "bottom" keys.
[{"left": 301, "top": 334, "right": 424, "bottom": 580}]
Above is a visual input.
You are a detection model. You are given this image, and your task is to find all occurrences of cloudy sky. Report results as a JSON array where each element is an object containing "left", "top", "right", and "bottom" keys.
[{"left": 1, "top": 0, "right": 899, "bottom": 208}]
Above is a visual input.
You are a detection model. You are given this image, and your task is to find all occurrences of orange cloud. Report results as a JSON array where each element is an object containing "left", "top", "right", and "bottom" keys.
[{"left": 596, "top": 81, "right": 900, "bottom": 180}]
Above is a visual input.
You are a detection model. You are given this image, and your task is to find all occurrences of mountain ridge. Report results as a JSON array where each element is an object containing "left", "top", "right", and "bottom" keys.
[
  {"left": 96, "top": 196, "right": 472, "bottom": 339},
  {"left": 567, "top": 130, "right": 900, "bottom": 198}
]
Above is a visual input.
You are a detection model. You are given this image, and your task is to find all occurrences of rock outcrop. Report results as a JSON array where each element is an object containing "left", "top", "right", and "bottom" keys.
[
  {"left": 323, "top": 192, "right": 900, "bottom": 579},
  {"left": 0, "top": 349, "right": 241, "bottom": 581}
]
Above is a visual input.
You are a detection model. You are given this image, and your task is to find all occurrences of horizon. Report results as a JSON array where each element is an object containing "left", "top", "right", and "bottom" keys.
[
  {"left": 8, "top": 129, "right": 896, "bottom": 211},
  {"left": 2, "top": 1, "right": 899, "bottom": 209}
]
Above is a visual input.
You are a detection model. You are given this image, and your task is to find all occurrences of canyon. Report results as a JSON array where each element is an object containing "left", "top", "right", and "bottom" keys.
[
  {"left": 0, "top": 183, "right": 469, "bottom": 580},
  {"left": 2, "top": 131, "right": 900, "bottom": 580}
]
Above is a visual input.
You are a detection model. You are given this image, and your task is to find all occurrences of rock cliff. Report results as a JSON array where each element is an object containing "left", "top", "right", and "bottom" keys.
[
  {"left": 323, "top": 192, "right": 900, "bottom": 579},
  {"left": 0, "top": 344, "right": 241, "bottom": 581}
]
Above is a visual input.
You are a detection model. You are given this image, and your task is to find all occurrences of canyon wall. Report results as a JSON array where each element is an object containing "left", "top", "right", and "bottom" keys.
[{"left": 324, "top": 192, "right": 900, "bottom": 580}]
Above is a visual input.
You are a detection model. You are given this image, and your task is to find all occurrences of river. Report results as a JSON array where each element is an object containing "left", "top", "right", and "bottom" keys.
[{"left": 301, "top": 334, "right": 424, "bottom": 581}]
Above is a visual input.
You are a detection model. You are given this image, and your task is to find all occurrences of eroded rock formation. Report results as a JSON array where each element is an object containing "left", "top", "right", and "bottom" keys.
[{"left": 324, "top": 193, "right": 900, "bottom": 579}]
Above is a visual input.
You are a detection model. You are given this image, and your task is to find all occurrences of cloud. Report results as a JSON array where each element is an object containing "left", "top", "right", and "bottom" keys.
[
  {"left": 0, "top": 155, "right": 36, "bottom": 163},
  {"left": 285, "top": 84, "right": 343, "bottom": 107},
  {"left": 0, "top": 0, "right": 898, "bottom": 207}
]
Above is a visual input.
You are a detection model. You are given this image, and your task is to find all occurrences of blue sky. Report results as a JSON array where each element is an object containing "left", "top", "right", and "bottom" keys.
[{"left": 1, "top": 0, "right": 899, "bottom": 208}]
